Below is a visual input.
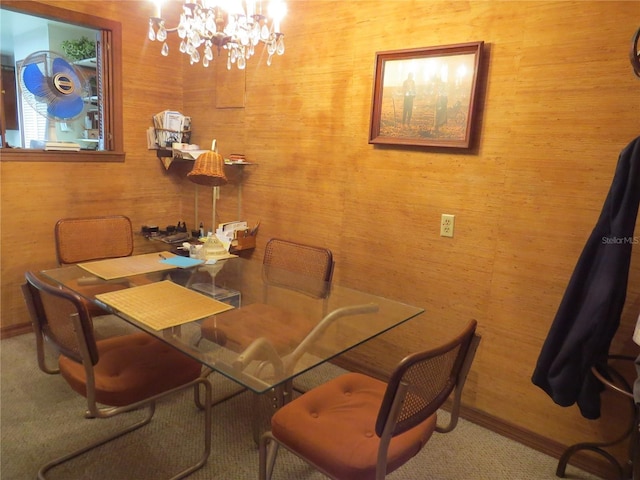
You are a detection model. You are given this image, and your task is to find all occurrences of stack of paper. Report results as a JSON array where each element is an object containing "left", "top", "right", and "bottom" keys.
[
  {"left": 44, "top": 141, "right": 81, "bottom": 151},
  {"left": 172, "top": 148, "right": 209, "bottom": 160},
  {"left": 152, "top": 110, "right": 191, "bottom": 148}
]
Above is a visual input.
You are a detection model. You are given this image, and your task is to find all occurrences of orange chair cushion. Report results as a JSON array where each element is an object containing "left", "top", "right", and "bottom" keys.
[
  {"left": 200, "top": 303, "right": 316, "bottom": 354},
  {"left": 271, "top": 372, "right": 437, "bottom": 480},
  {"left": 59, "top": 332, "right": 202, "bottom": 407}
]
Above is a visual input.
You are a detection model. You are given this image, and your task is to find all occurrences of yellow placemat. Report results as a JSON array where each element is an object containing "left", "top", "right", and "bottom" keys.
[
  {"left": 95, "top": 280, "right": 234, "bottom": 330},
  {"left": 78, "top": 252, "right": 180, "bottom": 280}
]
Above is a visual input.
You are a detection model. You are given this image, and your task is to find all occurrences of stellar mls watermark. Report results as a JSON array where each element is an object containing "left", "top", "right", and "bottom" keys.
[{"left": 602, "top": 236, "right": 639, "bottom": 245}]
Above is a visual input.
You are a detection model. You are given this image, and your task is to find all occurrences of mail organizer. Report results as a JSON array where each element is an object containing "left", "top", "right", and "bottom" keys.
[{"left": 230, "top": 229, "right": 256, "bottom": 252}]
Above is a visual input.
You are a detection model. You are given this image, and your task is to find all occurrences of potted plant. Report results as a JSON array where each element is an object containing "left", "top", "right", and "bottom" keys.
[{"left": 61, "top": 36, "right": 96, "bottom": 61}]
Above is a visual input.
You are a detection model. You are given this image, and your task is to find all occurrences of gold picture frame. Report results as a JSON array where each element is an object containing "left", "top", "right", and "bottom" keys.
[{"left": 369, "top": 41, "right": 484, "bottom": 149}]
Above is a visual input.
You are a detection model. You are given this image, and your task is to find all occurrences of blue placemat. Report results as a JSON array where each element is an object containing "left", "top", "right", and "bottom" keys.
[{"left": 159, "top": 256, "right": 204, "bottom": 268}]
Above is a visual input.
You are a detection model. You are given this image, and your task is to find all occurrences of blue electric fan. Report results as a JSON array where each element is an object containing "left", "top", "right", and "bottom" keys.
[
  {"left": 19, "top": 50, "right": 89, "bottom": 122},
  {"left": 18, "top": 50, "right": 91, "bottom": 149}
]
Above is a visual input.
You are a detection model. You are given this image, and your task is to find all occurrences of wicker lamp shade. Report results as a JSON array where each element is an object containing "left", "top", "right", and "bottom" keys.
[{"left": 187, "top": 151, "right": 228, "bottom": 187}]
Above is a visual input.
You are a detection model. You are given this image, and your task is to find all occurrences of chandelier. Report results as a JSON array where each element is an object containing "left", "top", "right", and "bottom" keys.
[{"left": 148, "top": 0, "right": 286, "bottom": 69}]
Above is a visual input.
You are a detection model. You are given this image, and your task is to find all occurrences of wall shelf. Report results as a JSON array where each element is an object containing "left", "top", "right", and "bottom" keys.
[{"left": 154, "top": 148, "right": 255, "bottom": 170}]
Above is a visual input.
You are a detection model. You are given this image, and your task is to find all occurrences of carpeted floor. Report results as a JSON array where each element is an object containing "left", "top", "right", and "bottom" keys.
[{"left": 1, "top": 319, "right": 605, "bottom": 480}]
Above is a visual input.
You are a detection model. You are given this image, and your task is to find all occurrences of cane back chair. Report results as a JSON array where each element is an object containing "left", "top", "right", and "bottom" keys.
[
  {"left": 259, "top": 319, "right": 480, "bottom": 480},
  {"left": 200, "top": 237, "right": 334, "bottom": 353},
  {"left": 198, "top": 238, "right": 334, "bottom": 439},
  {"left": 54, "top": 215, "right": 134, "bottom": 265},
  {"left": 53, "top": 214, "right": 135, "bottom": 328},
  {"left": 22, "top": 271, "right": 212, "bottom": 480}
]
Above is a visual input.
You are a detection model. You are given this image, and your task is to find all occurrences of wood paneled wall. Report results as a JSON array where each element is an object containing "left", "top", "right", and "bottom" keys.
[
  {"left": 184, "top": 1, "right": 640, "bottom": 477},
  {"left": 1, "top": 1, "right": 639, "bottom": 478},
  {"left": 0, "top": 0, "right": 189, "bottom": 334}
]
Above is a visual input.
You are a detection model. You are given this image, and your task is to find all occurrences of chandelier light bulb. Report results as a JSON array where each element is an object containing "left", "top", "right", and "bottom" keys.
[
  {"left": 149, "top": 0, "right": 286, "bottom": 69},
  {"left": 268, "top": 0, "right": 286, "bottom": 33},
  {"left": 152, "top": 0, "right": 163, "bottom": 18}
]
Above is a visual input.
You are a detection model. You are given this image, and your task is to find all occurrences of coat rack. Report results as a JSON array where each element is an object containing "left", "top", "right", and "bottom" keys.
[{"left": 555, "top": 356, "right": 638, "bottom": 480}]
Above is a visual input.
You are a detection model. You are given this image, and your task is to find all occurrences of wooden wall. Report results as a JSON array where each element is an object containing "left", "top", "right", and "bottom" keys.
[
  {"left": 1, "top": 1, "right": 639, "bottom": 478},
  {"left": 0, "top": 1, "right": 188, "bottom": 333},
  {"left": 184, "top": 1, "right": 640, "bottom": 477}
]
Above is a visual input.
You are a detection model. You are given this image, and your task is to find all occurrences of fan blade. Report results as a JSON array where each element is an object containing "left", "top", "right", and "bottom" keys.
[
  {"left": 22, "top": 63, "right": 50, "bottom": 99},
  {"left": 48, "top": 95, "right": 84, "bottom": 119},
  {"left": 52, "top": 57, "right": 82, "bottom": 92}
]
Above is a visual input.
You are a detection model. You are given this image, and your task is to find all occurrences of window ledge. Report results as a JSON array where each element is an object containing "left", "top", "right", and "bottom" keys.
[{"left": 0, "top": 149, "right": 125, "bottom": 163}]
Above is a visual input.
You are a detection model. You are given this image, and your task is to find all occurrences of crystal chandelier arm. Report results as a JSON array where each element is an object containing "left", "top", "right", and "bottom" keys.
[{"left": 150, "top": 18, "right": 179, "bottom": 34}]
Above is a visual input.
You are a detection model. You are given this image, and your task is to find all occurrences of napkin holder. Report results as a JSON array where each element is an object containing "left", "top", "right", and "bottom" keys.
[{"left": 230, "top": 228, "right": 256, "bottom": 252}]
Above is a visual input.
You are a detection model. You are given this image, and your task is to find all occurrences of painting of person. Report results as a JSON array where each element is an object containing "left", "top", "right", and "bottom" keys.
[{"left": 402, "top": 72, "right": 416, "bottom": 126}]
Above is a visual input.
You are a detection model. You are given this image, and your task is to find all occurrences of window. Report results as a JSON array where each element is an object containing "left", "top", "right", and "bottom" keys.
[{"left": 0, "top": 1, "right": 123, "bottom": 162}]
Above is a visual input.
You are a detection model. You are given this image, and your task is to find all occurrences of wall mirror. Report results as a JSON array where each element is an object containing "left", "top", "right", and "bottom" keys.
[{"left": 0, "top": 1, "right": 123, "bottom": 162}]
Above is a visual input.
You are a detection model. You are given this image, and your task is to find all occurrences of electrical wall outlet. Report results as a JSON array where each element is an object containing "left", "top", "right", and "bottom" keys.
[{"left": 440, "top": 214, "right": 455, "bottom": 237}]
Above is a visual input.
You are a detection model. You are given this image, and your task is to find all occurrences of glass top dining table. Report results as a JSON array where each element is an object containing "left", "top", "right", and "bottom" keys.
[{"left": 41, "top": 255, "right": 424, "bottom": 394}]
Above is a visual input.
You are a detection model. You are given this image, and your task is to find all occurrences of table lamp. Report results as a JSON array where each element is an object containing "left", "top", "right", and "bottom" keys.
[{"left": 188, "top": 150, "right": 227, "bottom": 235}]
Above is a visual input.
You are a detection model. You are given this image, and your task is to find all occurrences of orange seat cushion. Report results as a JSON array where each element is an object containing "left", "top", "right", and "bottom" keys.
[
  {"left": 271, "top": 372, "right": 437, "bottom": 480},
  {"left": 200, "top": 303, "right": 316, "bottom": 355},
  {"left": 59, "top": 332, "right": 202, "bottom": 406}
]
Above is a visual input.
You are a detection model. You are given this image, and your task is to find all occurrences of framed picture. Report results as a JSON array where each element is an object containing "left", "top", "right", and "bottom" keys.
[{"left": 369, "top": 41, "right": 484, "bottom": 149}]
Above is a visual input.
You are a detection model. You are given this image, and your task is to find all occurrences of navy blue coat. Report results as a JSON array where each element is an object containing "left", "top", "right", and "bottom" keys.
[{"left": 532, "top": 136, "right": 640, "bottom": 419}]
